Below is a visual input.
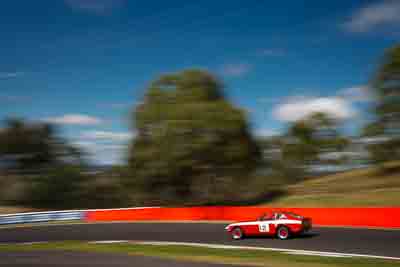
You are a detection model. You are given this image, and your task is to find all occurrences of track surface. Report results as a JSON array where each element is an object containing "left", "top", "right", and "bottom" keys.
[
  {"left": 0, "top": 223, "right": 399, "bottom": 258},
  {"left": 0, "top": 251, "right": 243, "bottom": 267}
]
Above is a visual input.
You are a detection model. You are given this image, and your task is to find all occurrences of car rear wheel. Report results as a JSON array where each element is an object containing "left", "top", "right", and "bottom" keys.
[
  {"left": 231, "top": 227, "right": 243, "bottom": 240},
  {"left": 277, "top": 226, "right": 290, "bottom": 240}
]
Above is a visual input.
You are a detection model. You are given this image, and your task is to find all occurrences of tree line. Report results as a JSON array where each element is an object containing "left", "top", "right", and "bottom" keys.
[{"left": 0, "top": 45, "right": 399, "bottom": 208}]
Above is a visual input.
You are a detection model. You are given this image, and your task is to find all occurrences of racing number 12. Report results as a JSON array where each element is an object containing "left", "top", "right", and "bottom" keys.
[{"left": 259, "top": 223, "right": 269, "bottom": 233}]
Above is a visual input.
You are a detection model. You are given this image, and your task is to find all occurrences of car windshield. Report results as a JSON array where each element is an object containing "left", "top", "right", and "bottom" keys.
[
  {"left": 258, "top": 213, "right": 274, "bottom": 221},
  {"left": 286, "top": 212, "right": 303, "bottom": 219}
]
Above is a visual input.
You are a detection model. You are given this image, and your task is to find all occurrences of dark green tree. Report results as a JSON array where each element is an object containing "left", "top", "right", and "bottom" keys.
[
  {"left": 25, "top": 165, "right": 85, "bottom": 209},
  {"left": 0, "top": 118, "right": 84, "bottom": 171},
  {"left": 129, "top": 70, "right": 261, "bottom": 203},
  {"left": 364, "top": 45, "right": 400, "bottom": 164}
]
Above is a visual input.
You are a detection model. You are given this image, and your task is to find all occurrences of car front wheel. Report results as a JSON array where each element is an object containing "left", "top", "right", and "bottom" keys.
[
  {"left": 231, "top": 227, "right": 243, "bottom": 240},
  {"left": 277, "top": 226, "right": 290, "bottom": 240}
]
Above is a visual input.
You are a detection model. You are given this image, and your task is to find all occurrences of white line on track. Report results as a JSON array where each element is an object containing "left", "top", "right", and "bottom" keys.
[
  {"left": 19, "top": 242, "right": 49, "bottom": 246},
  {"left": 284, "top": 251, "right": 353, "bottom": 258},
  {"left": 89, "top": 240, "right": 129, "bottom": 244}
]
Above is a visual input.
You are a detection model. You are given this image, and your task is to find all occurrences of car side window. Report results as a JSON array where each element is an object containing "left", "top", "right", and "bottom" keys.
[{"left": 259, "top": 213, "right": 274, "bottom": 221}]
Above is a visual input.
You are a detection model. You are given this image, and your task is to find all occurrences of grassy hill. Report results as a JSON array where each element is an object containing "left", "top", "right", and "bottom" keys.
[{"left": 265, "top": 162, "right": 400, "bottom": 207}]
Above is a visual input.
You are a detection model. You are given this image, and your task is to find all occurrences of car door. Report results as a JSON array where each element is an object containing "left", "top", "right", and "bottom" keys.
[{"left": 257, "top": 219, "right": 274, "bottom": 235}]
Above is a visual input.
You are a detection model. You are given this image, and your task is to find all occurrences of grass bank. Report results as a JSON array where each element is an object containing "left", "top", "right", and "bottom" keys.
[{"left": 264, "top": 162, "right": 400, "bottom": 207}]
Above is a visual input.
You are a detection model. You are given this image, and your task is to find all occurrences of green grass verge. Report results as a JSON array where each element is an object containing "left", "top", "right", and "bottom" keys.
[{"left": 0, "top": 242, "right": 399, "bottom": 267}]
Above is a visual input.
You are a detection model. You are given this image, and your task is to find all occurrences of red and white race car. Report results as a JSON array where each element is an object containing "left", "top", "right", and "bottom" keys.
[{"left": 225, "top": 211, "right": 312, "bottom": 240}]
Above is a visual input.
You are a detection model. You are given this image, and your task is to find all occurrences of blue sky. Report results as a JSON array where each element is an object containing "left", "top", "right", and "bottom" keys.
[{"left": 1, "top": 0, "right": 399, "bottom": 164}]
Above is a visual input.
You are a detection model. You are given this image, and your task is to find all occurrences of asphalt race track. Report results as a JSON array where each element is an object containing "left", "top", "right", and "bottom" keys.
[{"left": 0, "top": 223, "right": 399, "bottom": 258}]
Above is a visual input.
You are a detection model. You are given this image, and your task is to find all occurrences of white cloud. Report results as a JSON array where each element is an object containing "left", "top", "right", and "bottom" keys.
[
  {"left": 64, "top": 0, "right": 125, "bottom": 14},
  {"left": 339, "top": 86, "right": 373, "bottom": 102},
  {"left": 74, "top": 140, "right": 125, "bottom": 151},
  {"left": 72, "top": 141, "right": 97, "bottom": 149},
  {"left": 72, "top": 140, "right": 126, "bottom": 164},
  {"left": 45, "top": 114, "right": 103, "bottom": 125},
  {"left": 254, "top": 129, "right": 278, "bottom": 137},
  {"left": 0, "top": 72, "right": 23, "bottom": 79},
  {"left": 344, "top": 0, "right": 400, "bottom": 33},
  {"left": 81, "top": 130, "right": 133, "bottom": 141},
  {"left": 73, "top": 132, "right": 132, "bottom": 165},
  {"left": 220, "top": 63, "right": 252, "bottom": 77},
  {"left": 95, "top": 148, "right": 125, "bottom": 165},
  {"left": 273, "top": 96, "right": 357, "bottom": 122}
]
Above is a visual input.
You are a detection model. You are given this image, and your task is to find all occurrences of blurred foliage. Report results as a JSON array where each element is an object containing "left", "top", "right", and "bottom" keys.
[
  {"left": 0, "top": 119, "right": 130, "bottom": 209},
  {"left": 129, "top": 70, "right": 261, "bottom": 203},
  {"left": 23, "top": 166, "right": 85, "bottom": 209},
  {"left": 0, "top": 118, "right": 84, "bottom": 171},
  {"left": 365, "top": 45, "right": 400, "bottom": 165},
  {"left": 280, "top": 112, "right": 349, "bottom": 177},
  {"left": 20, "top": 166, "right": 131, "bottom": 209}
]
